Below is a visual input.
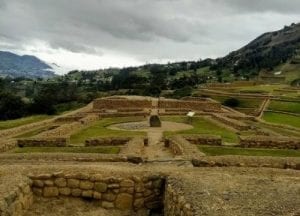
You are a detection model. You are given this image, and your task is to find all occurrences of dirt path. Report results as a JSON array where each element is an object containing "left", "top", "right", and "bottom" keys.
[
  {"left": 144, "top": 131, "right": 173, "bottom": 160},
  {"left": 257, "top": 98, "right": 270, "bottom": 119}
]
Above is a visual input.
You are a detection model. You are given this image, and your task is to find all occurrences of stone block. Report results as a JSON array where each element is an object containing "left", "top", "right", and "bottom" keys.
[{"left": 115, "top": 193, "right": 133, "bottom": 210}]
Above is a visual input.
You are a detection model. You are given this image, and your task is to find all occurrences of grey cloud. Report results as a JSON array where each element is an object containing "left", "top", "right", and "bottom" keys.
[
  {"left": 0, "top": 0, "right": 300, "bottom": 66},
  {"left": 216, "top": 0, "right": 300, "bottom": 14}
]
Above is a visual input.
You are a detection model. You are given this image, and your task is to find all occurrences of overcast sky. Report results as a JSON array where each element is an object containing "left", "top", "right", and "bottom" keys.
[{"left": 0, "top": 0, "right": 300, "bottom": 73}]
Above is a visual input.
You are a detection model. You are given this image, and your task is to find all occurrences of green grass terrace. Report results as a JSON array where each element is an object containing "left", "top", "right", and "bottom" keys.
[
  {"left": 263, "top": 112, "right": 300, "bottom": 128},
  {"left": 70, "top": 117, "right": 146, "bottom": 144},
  {"left": 0, "top": 115, "right": 51, "bottom": 130},
  {"left": 161, "top": 116, "right": 238, "bottom": 143}
]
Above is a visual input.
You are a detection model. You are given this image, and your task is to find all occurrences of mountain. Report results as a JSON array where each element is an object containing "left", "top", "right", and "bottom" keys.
[
  {"left": 0, "top": 51, "right": 56, "bottom": 78},
  {"left": 217, "top": 23, "right": 300, "bottom": 79}
]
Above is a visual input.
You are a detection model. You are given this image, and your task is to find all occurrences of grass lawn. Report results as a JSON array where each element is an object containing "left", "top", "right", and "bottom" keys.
[
  {"left": 263, "top": 112, "right": 300, "bottom": 128},
  {"left": 70, "top": 117, "right": 146, "bottom": 144},
  {"left": 12, "top": 146, "right": 120, "bottom": 154},
  {"left": 198, "top": 145, "right": 300, "bottom": 157},
  {"left": 162, "top": 116, "right": 238, "bottom": 143},
  {"left": 268, "top": 100, "right": 300, "bottom": 113},
  {"left": 0, "top": 115, "right": 51, "bottom": 130}
]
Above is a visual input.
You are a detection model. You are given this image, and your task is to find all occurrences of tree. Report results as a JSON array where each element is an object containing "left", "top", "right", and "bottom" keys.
[{"left": 0, "top": 92, "right": 27, "bottom": 120}]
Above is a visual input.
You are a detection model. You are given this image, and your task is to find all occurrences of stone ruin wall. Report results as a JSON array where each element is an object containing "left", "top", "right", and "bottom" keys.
[
  {"left": 158, "top": 100, "right": 221, "bottom": 112},
  {"left": 85, "top": 137, "right": 132, "bottom": 146},
  {"left": 164, "top": 177, "right": 194, "bottom": 216},
  {"left": 183, "top": 135, "right": 222, "bottom": 146},
  {"left": 93, "top": 99, "right": 152, "bottom": 110},
  {"left": 210, "top": 113, "right": 250, "bottom": 131},
  {"left": 17, "top": 138, "right": 68, "bottom": 147},
  {"left": 0, "top": 139, "right": 17, "bottom": 153},
  {"left": 239, "top": 136, "right": 300, "bottom": 150},
  {"left": 0, "top": 178, "right": 33, "bottom": 216},
  {"left": 29, "top": 172, "right": 165, "bottom": 212}
]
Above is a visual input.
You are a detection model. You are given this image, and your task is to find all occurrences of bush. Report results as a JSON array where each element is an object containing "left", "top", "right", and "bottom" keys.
[
  {"left": 223, "top": 98, "right": 240, "bottom": 107},
  {"left": 172, "top": 86, "right": 193, "bottom": 99},
  {"left": 0, "top": 92, "right": 27, "bottom": 120}
]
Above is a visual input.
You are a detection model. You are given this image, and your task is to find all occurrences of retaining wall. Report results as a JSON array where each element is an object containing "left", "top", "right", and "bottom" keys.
[
  {"left": 17, "top": 138, "right": 68, "bottom": 147},
  {"left": 93, "top": 99, "right": 152, "bottom": 110},
  {"left": 183, "top": 134, "right": 222, "bottom": 146},
  {"left": 29, "top": 172, "right": 164, "bottom": 211},
  {"left": 0, "top": 139, "right": 17, "bottom": 153},
  {"left": 0, "top": 177, "right": 33, "bottom": 216},
  {"left": 85, "top": 137, "right": 132, "bottom": 146},
  {"left": 211, "top": 114, "right": 250, "bottom": 131},
  {"left": 164, "top": 177, "right": 194, "bottom": 216},
  {"left": 158, "top": 99, "right": 221, "bottom": 112},
  {"left": 239, "top": 136, "right": 300, "bottom": 149}
]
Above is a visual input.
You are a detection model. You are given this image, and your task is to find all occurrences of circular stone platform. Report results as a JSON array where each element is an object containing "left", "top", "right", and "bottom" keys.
[{"left": 108, "top": 121, "right": 193, "bottom": 132}]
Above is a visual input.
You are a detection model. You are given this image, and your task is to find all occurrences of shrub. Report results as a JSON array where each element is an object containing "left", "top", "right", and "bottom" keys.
[{"left": 223, "top": 98, "right": 240, "bottom": 107}]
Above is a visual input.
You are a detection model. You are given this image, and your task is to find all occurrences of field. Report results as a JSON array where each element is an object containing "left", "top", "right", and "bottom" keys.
[
  {"left": 161, "top": 116, "right": 238, "bottom": 143},
  {"left": 198, "top": 145, "right": 300, "bottom": 157},
  {"left": 70, "top": 117, "right": 146, "bottom": 144},
  {"left": 268, "top": 100, "right": 300, "bottom": 113},
  {"left": 262, "top": 112, "right": 300, "bottom": 128},
  {"left": 0, "top": 115, "right": 50, "bottom": 130}
]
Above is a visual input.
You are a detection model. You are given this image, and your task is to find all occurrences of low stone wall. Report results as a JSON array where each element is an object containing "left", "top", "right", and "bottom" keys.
[
  {"left": 17, "top": 138, "right": 68, "bottom": 147},
  {"left": 54, "top": 116, "right": 83, "bottom": 123},
  {"left": 0, "top": 120, "right": 53, "bottom": 139},
  {"left": 192, "top": 156, "right": 300, "bottom": 170},
  {"left": 37, "top": 115, "right": 99, "bottom": 139},
  {"left": 85, "top": 137, "right": 132, "bottom": 146},
  {"left": 164, "top": 177, "right": 194, "bottom": 216},
  {"left": 0, "top": 177, "right": 33, "bottom": 216},
  {"left": 158, "top": 99, "right": 221, "bottom": 112},
  {"left": 93, "top": 99, "right": 152, "bottom": 110},
  {"left": 165, "top": 136, "right": 205, "bottom": 158},
  {"left": 184, "top": 134, "right": 222, "bottom": 146},
  {"left": 29, "top": 172, "right": 164, "bottom": 211},
  {"left": 239, "top": 136, "right": 300, "bottom": 149},
  {"left": 0, "top": 139, "right": 17, "bottom": 153},
  {"left": 211, "top": 113, "right": 250, "bottom": 131},
  {"left": 99, "top": 112, "right": 148, "bottom": 118}
]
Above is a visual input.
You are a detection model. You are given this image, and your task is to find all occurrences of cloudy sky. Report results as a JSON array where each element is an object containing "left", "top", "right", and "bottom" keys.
[{"left": 0, "top": 0, "right": 300, "bottom": 73}]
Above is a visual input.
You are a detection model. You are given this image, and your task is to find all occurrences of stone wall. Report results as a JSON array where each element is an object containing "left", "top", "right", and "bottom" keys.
[
  {"left": 165, "top": 135, "right": 205, "bottom": 158},
  {"left": 17, "top": 138, "right": 68, "bottom": 147},
  {"left": 29, "top": 172, "right": 164, "bottom": 211},
  {"left": 0, "top": 178, "right": 33, "bottom": 216},
  {"left": 239, "top": 136, "right": 300, "bottom": 149},
  {"left": 158, "top": 99, "right": 221, "bottom": 112},
  {"left": 85, "top": 137, "right": 132, "bottom": 146},
  {"left": 164, "top": 177, "right": 194, "bottom": 216},
  {"left": 93, "top": 99, "right": 152, "bottom": 110},
  {"left": 183, "top": 134, "right": 222, "bottom": 146},
  {"left": 0, "top": 139, "right": 17, "bottom": 153},
  {"left": 211, "top": 113, "right": 250, "bottom": 131},
  {"left": 37, "top": 115, "right": 99, "bottom": 138},
  {"left": 192, "top": 156, "right": 300, "bottom": 170}
]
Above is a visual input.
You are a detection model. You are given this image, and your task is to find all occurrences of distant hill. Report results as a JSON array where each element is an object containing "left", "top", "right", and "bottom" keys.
[
  {"left": 0, "top": 51, "right": 56, "bottom": 78},
  {"left": 217, "top": 23, "right": 300, "bottom": 79}
]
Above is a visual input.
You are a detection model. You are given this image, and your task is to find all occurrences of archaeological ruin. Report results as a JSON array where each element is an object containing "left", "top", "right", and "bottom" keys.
[{"left": 0, "top": 95, "right": 299, "bottom": 216}]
